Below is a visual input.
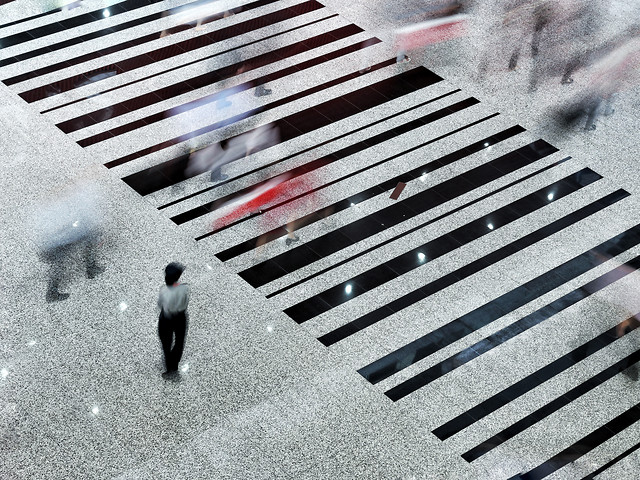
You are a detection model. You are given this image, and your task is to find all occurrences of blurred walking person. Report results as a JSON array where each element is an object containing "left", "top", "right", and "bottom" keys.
[
  {"left": 186, "top": 122, "right": 280, "bottom": 182},
  {"left": 393, "top": 0, "right": 471, "bottom": 64},
  {"left": 34, "top": 176, "right": 105, "bottom": 302},
  {"left": 551, "top": 33, "right": 640, "bottom": 133}
]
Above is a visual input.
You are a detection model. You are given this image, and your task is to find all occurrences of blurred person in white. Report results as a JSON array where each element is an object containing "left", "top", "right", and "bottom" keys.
[
  {"left": 186, "top": 141, "right": 230, "bottom": 182},
  {"left": 158, "top": 262, "right": 190, "bottom": 379},
  {"left": 186, "top": 121, "right": 281, "bottom": 182},
  {"left": 582, "top": 32, "right": 640, "bottom": 130},
  {"left": 33, "top": 173, "right": 106, "bottom": 302},
  {"left": 552, "top": 29, "right": 640, "bottom": 132}
]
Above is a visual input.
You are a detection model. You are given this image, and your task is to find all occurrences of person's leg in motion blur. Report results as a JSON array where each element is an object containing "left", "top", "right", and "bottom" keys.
[
  {"left": 254, "top": 84, "right": 272, "bottom": 97},
  {"left": 602, "top": 93, "right": 617, "bottom": 116},
  {"left": 584, "top": 98, "right": 601, "bottom": 131},
  {"left": 158, "top": 312, "right": 175, "bottom": 373},
  {"left": 44, "top": 245, "right": 70, "bottom": 302},
  {"left": 169, "top": 312, "right": 188, "bottom": 371},
  {"left": 285, "top": 214, "right": 300, "bottom": 246},
  {"left": 83, "top": 235, "right": 105, "bottom": 279},
  {"left": 508, "top": 47, "right": 520, "bottom": 70}
]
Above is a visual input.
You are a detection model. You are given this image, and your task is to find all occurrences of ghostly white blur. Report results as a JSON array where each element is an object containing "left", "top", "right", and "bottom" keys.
[
  {"left": 31, "top": 171, "right": 107, "bottom": 302},
  {"left": 186, "top": 122, "right": 280, "bottom": 180}
]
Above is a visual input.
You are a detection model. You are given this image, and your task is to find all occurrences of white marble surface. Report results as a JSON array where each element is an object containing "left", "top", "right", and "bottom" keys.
[{"left": 2, "top": 0, "right": 640, "bottom": 478}]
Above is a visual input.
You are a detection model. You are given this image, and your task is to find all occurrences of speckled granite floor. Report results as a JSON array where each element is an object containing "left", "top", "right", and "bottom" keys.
[{"left": 1, "top": 0, "right": 639, "bottom": 479}]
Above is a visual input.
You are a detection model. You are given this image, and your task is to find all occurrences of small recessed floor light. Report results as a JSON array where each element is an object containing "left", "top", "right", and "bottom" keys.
[
  {"left": 119, "top": 302, "right": 127, "bottom": 312},
  {"left": 1, "top": 369, "right": 8, "bottom": 378},
  {"left": 345, "top": 284, "right": 352, "bottom": 294},
  {"left": 103, "top": 9, "right": 110, "bottom": 17},
  {"left": 266, "top": 325, "right": 273, "bottom": 332},
  {"left": 547, "top": 193, "right": 554, "bottom": 201},
  {"left": 91, "top": 406, "right": 99, "bottom": 415},
  {"left": 487, "top": 223, "right": 494, "bottom": 230},
  {"left": 181, "top": 363, "right": 189, "bottom": 372},
  {"left": 484, "top": 142, "right": 490, "bottom": 147},
  {"left": 27, "top": 340, "right": 36, "bottom": 346},
  {"left": 206, "top": 264, "right": 213, "bottom": 270},
  {"left": 418, "top": 252, "right": 426, "bottom": 262}
]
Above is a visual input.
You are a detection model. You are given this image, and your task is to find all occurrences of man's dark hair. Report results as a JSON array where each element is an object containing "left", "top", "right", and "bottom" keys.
[{"left": 164, "top": 262, "right": 184, "bottom": 285}]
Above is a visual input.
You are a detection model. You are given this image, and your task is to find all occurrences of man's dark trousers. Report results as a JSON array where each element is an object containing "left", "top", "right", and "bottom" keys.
[{"left": 158, "top": 311, "right": 188, "bottom": 372}]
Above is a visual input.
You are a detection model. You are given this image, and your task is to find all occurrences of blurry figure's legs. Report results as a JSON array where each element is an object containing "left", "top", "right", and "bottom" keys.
[
  {"left": 602, "top": 93, "right": 617, "bottom": 116},
  {"left": 83, "top": 234, "right": 104, "bottom": 279},
  {"left": 210, "top": 165, "right": 223, "bottom": 181},
  {"left": 531, "top": 31, "right": 541, "bottom": 57},
  {"left": 528, "top": 58, "right": 542, "bottom": 92},
  {"left": 527, "top": 5, "right": 550, "bottom": 92},
  {"left": 285, "top": 235, "right": 299, "bottom": 246},
  {"left": 159, "top": 11, "right": 170, "bottom": 38},
  {"left": 254, "top": 84, "right": 272, "bottom": 97},
  {"left": 358, "top": 37, "right": 377, "bottom": 72},
  {"left": 528, "top": 26, "right": 548, "bottom": 92},
  {"left": 43, "top": 245, "right": 70, "bottom": 302},
  {"left": 216, "top": 80, "right": 234, "bottom": 109},
  {"left": 395, "top": 35, "right": 410, "bottom": 64},
  {"left": 285, "top": 214, "right": 300, "bottom": 246},
  {"left": 584, "top": 97, "right": 601, "bottom": 130},
  {"left": 476, "top": 57, "right": 488, "bottom": 79},
  {"left": 396, "top": 50, "right": 410, "bottom": 63},
  {"left": 284, "top": 196, "right": 333, "bottom": 246},
  {"left": 158, "top": 312, "right": 174, "bottom": 372},
  {"left": 561, "top": 57, "right": 580, "bottom": 84},
  {"left": 158, "top": 311, "right": 187, "bottom": 373},
  {"left": 617, "top": 316, "right": 640, "bottom": 381},
  {"left": 625, "top": 363, "right": 639, "bottom": 381},
  {"left": 46, "top": 275, "right": 68, "bottom": 302},
  {"left": 508, "top": 47, "right": 520, "bottom": 70},
  {"left": 255, "top": 233, "right": 268, "bottom": 255},
  {"left": 170, "top": 313, "right": 187, "bottom": 371},
  {"left": 210, "top": 164, "right": 228, "bottom": 182},
  {"left": 531, "top": 10, "right": 548, "bottom": 57}
]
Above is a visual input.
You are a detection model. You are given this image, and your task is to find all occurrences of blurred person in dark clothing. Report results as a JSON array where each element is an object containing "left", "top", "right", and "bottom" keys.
[{"left": 158, "top": 262, "right": 190, "bottom": 378}]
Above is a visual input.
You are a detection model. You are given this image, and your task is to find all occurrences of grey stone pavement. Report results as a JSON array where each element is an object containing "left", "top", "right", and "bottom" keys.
[{"left": 0, "top": 0, "right": 639, "bottom": 478}]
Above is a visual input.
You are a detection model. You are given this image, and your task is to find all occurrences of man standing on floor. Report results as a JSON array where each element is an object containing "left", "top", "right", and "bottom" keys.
[{"left": 158, "top": 262, "right": 190, "bottom": 379}]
